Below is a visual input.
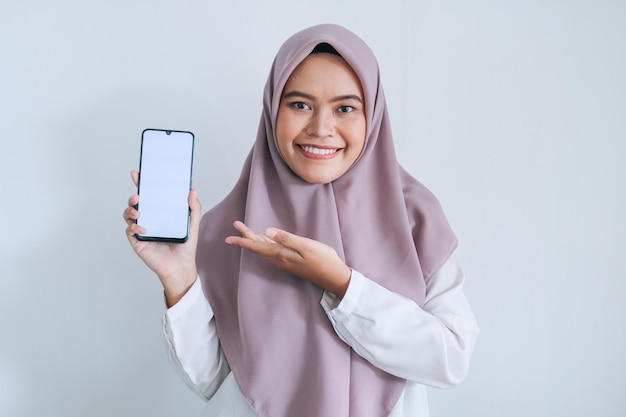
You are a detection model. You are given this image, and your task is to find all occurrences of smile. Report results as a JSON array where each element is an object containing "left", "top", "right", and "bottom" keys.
[{"left": 298, "top": 145, "right": 339, "bottom": 155}]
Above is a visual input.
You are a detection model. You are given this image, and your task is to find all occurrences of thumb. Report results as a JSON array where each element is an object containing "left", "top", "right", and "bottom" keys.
[
  {"left": 189, "top": 188, "right": 201, "bottom": 216},
  {"left": 188, "top": 189, "right": 202, "bottom": 234}
]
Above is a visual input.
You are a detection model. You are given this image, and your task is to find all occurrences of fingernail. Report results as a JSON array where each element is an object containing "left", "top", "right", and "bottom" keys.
[{"left": 265, "top": 228, "right": 277, "bottom": 238}]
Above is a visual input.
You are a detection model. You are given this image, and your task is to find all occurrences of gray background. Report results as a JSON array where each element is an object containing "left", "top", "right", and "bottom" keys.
[{"left": 2, "top": 1, "right": 624, "bottom": 416}]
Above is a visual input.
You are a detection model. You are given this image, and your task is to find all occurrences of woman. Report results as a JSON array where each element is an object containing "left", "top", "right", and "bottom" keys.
[{"left": 125, "top": 23, "right": 479, "bottom": 417}]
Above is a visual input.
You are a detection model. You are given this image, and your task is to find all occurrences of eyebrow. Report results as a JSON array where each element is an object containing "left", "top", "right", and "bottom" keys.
[{"left": 282, "top": 90, "right": 363, "bottom": 104}]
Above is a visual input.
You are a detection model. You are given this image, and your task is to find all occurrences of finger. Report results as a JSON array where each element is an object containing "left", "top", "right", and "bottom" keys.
[
  {"left": 128, "top": 193, "right": 139, "bottom": 207},
  {"left": 126, "top": 223, "right": 146, "bottom": 240},
  {"left": 232, "top": 220, "right": 251, "bottom": 236},
  {"left": 188, "top": 188, "right": 201, "bottom": 213},
  {"left": 123, "top": 206, "right": 140, "bottom": 225},
  {"left": 125, "top": 195, "right": 140, "bottom": 225},
  {"left": 188, "top": 189, "right": 202, "bottom": 224},
  {"left": 226, "top": 236, "right": 295, "bottom": 260},
  {"left": 187, "top": 189, "right": 202, "bottom": 244},
  {"left": 265, "top": 228, "right": 303, "bottom": 252},
  {"left": 225, "top": 235, "right": 265, "bottom": 251},
  {"left": 232, "top": 221, "right": 266, "bottom": 242},
  {"left": 131, "top": 170, "right": 139, "bottom": 187}
]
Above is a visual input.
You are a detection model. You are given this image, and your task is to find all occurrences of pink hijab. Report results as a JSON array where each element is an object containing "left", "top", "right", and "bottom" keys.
[{"left": 197, "top": 24, "right": 457, "bottom": 417}]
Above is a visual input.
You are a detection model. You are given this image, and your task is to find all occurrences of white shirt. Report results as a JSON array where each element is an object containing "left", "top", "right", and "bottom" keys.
[{"left": 163, "top": 255, "right": 479, "bottom": 417}]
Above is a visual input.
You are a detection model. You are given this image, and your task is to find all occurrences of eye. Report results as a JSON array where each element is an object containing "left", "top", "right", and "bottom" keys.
[
  {"left": 290, "top": 101, "right": 311, "bottom": 110},
  {"left": 337, "top": 105, "right": 355, "bottom": 113}
]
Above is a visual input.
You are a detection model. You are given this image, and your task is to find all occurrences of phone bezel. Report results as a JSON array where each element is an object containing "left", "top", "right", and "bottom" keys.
[{"left": 135, "top": 128, "right": 195, "bottom": 243}]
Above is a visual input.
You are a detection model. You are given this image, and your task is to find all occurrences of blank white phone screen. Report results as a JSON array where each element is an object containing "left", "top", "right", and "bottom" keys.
[{"left": 136, "top": 130, "right": 194, "bottom": 241}]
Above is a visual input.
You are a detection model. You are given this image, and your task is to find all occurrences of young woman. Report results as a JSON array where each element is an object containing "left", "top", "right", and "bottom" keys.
[{"left": 124, "top": 24, "right": 479, "bottom": 417}]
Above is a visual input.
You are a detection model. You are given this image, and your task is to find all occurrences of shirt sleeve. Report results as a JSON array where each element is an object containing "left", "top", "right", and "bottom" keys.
[
  {"left": 320, "top": 255, "right": 480, "bottom": 388},
  {"left": 162, "top": 277, "right": 230, "bottom": 400}
]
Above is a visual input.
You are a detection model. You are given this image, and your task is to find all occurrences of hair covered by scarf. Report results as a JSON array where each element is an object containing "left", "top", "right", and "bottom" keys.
[{"left": 196, "top": 24, "right": 457, "bottom": 417}]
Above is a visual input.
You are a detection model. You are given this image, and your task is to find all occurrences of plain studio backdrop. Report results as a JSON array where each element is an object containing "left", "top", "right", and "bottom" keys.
[{"left": 1, "top": 1, "right": 624, "bottom": 416}]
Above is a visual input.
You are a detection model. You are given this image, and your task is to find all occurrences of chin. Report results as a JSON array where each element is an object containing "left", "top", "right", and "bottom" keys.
[
  {"left": 290, "top": 165, "right": 346, "bottom": 184},
  {"left": 302, "top": 178, "right": 332, "bottom": 185},
  {"left": 299, "top": 173, "right": 337, "bottom": 185}
]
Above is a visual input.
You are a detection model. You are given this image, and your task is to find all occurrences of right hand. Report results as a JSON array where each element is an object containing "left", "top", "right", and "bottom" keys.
[{"left": 123, "top": 170, "right": 202, "bottom": 307}]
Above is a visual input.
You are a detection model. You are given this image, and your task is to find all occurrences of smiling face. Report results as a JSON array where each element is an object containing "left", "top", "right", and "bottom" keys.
[{"left": 275, "top": 52, "right": 366, "bottom": 184}]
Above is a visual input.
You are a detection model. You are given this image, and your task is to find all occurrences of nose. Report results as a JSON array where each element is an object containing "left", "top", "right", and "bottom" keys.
[{"left": 306, "top": 108, "right": 335, "bottom": 138}]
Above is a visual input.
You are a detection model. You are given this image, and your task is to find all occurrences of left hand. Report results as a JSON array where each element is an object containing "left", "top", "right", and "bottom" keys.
[{"left": 225, "top": 221, "right": 351, "bottom": 298}]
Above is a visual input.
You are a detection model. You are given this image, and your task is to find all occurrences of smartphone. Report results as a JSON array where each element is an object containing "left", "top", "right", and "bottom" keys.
[{"left": 135, "top": 129, "right": 195, "bottom": 243}]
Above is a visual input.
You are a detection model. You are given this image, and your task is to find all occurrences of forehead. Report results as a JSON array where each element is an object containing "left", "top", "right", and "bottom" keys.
[{"left": 284, "top": 53, "right": 363, "bottom": 92}]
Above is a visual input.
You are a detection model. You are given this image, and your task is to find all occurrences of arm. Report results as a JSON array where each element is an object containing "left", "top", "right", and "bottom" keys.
[
  {"left": 321, "top": 255, "right": 479, "bottom": 388},
  {"left": 224, "top": 222, "right": 478, "bottom": 387},
  {"left": 163, "top": 277, "right": 231, "bottom": 400},
  {"left": 124, "top": 171, "right": 230, "bottom": 398}
]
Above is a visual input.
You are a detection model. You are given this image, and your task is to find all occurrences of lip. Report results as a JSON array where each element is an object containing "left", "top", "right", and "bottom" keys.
[{"left": 297, "top": 144, "right": 342, "bottom": 159}]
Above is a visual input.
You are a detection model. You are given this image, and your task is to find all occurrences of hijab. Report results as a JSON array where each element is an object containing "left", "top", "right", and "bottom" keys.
[{"left": 196, "top": 23, "right": 457, "bottom": 417}]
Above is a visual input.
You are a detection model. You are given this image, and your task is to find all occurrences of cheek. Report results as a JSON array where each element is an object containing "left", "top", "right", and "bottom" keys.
[
  {"left": 275, "top": 112, "right": 291, "bottom": 154},
  {"left": 349, "top": 120, "right": 367, "bottom": 156}
]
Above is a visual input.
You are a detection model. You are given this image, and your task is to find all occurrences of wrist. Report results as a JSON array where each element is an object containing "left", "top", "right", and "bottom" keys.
[
  {"left": 329, "top": 264, "right": 352, "bottom": 299},
  {"left": 161, "top": 269, "right": 197, "bottom": 308}
]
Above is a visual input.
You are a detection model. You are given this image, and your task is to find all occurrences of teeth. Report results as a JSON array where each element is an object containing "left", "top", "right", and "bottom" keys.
[{"left": 300, "top": 145, "right": 337, "bottom": 155}]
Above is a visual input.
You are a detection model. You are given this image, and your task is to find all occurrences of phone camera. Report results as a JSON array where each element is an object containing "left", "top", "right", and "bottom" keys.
[{"left": 166, "top": 131, "right": 172, "bottom": 135}]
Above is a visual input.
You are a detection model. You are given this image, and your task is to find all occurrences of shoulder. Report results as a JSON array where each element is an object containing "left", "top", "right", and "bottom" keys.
[
  {"left": 398, "top": 166, "right": 446, "bottom": 224},
  {"left": 398, "top": 166, "right": 458, "bottom": 281}
]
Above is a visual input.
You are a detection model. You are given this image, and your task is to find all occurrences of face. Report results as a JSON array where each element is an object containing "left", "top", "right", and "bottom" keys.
[{"left": 275, "top": 52, "right": 366, "bottom": 184}]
